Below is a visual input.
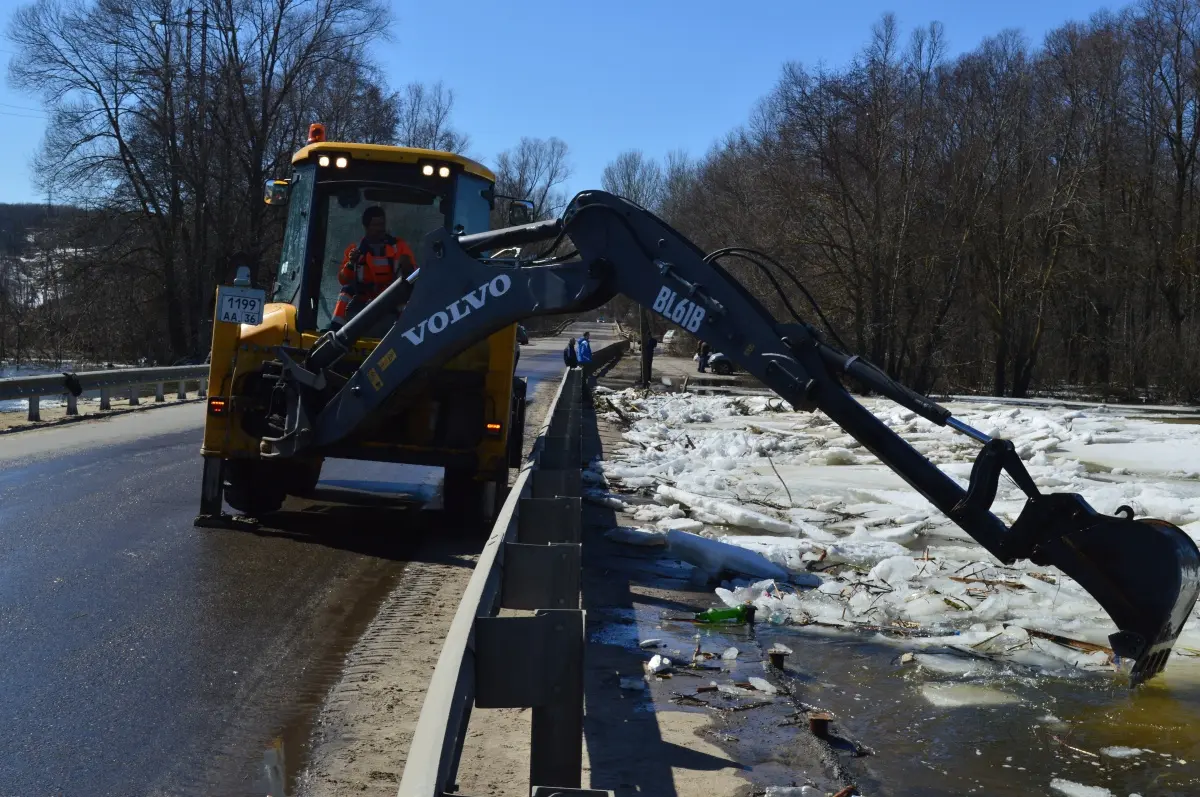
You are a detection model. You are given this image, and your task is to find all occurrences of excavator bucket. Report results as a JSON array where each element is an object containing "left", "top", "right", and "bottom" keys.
[{"left": 1031, "top": 513, "right": 1200, "bottom": 686}]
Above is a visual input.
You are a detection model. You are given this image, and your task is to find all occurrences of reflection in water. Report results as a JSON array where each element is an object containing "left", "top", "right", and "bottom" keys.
[
  {"left": 606, "top": 593, "right": 1200, "bottom": 796},
  {"left": 263, "top": 738, "right": 286, "bottom": 797}
]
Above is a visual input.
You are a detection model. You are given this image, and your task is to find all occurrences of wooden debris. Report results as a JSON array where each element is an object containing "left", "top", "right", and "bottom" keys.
[
  {"left": 950, "top": 575, "right": 1029, "bottom": 590},
  {"left": 1051, "top": 736, "right": 1100, "bottom": 758},
  {"left": 1021, "top": 627, "right": 1113, "bottom": 656}
]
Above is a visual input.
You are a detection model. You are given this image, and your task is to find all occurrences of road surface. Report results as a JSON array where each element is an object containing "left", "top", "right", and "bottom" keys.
[{"left": 0, "top": 325, "right": 612, "bottom": 797}]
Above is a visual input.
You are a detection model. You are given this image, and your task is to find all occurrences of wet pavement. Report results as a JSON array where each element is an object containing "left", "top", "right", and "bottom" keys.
[{"left": 0, "top": 329, "right": 588, "bottom": 797}]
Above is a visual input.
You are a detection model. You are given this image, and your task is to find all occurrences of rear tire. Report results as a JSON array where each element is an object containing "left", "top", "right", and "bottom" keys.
[
  {"left": 221, "top": 457, "right": 323, "bottom": 516},
  {"left": 443, "top": 468, "right": 506, "bottom": 532},
  {"left": 223, "top": 459, "right": 287, "bottom": 516},
  {"left": 713, "top": 360, "right": 733, "bottom": 375},
  {"left": 507, "top": 377, "right": 528, "bottom": 469}
]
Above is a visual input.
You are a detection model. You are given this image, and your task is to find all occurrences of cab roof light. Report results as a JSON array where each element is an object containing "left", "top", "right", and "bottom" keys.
[{"left": 308, "top": 122, "right": 326, "bottom": 143}]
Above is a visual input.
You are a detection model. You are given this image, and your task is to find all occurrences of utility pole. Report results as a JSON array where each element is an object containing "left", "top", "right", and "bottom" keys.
[{"left": 639, "top": 307, "right": 653, "bottom": 387}]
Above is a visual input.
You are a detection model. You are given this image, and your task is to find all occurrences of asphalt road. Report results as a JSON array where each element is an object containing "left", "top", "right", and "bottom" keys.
[{"left": 0, "top": 327, "right": 611, "bottom": 797}]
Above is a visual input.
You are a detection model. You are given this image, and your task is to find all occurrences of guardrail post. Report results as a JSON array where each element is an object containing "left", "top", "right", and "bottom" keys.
[
  {"left": 518, "top": 498, "right": 581, "bottom": 545},
  {"left": 177, "top": 380, "right": 187, "bottom": 400},
  {"left": 155, "top": 382, "right": 165, "bottom": 403},
  {"left": 199, "top": 378, "right": 207, "bottom": 398},
  {"left": 27, "top": 395, "right": 39, "bottom": 422},
  {"left": 128, "top": 385, "right": 139, "bottom": 406},
  {"left": 66, "top": 392, "right": 78, "bottom": 416},
  {"left": 100, "top": 388, "right": 111, "bottom": 411},
  {"left": 475, "top": 610, "right": 585, "bottom": 790}
]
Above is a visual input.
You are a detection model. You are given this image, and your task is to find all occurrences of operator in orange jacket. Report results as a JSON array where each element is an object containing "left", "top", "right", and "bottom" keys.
[{"left": 331, "top": 205, "right": 417, "bottom": 329}]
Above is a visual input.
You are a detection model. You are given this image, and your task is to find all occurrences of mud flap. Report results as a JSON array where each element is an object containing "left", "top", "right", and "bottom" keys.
[{"left": 1015, "top": 495, "right": 1200, "bottom": 686}]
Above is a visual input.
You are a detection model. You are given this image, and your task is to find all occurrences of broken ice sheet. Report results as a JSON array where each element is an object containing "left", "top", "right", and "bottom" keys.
[
  {"left": 1048, "top": 778, "right": 1114, "bottom": 797},
  {"left": 919, "top": 683, "right": 1022, "bottom": 707},
  {"left": 597, "top": 388, "right": 1200, "bottom": 681}
]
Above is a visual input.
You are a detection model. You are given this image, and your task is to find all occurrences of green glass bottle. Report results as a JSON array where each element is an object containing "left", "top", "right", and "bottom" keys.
[{"left": 694, "top": 603, "right": 757, "bottom": 624}]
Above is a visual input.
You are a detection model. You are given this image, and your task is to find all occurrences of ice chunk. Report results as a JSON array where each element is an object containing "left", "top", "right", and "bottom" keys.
[
  {"left": 868, "top": 555, "right": 921, "bottom": 585},
  {"left": 656, "top": 517, "right": 705, "bottom": 532},
  {"left": 913, "top": 653, "right": 998, "bottom": 677},
  {"left": 920, "top": 683, "right": 1022, "bottom": 707},
  {"left": 1098, "top": 747, "right": 1144, "bottom": 758},
  {"left": 634, "top": 503, "right": 686, "bottom": 522},
  {"left": 638, "top": 639, "right": 663, "bottom": 649},
  {"left": 824, "top": 539, "right": 911, "bottom": 567},
  {"left": 718, "top": 683, "right": 755, "bottom": 697},
  {"left": 657, "top": 484, "right": 815, "bottom": 536},
  {"left": 604, "top": 526, "right": 667, "bottom": 547},
  {"left": 722, "top": 646, "right": 739, "bottom": 660},
  {"left": 666, "top": 529, "right": 789, "bottom": 580},
  {"left": 1048, "top": 779, "right": 1114, "bottom": 797},
  {"left": 816, "top": 447, "right": 857, "bottom": 465},
  {"left": 748, "top": 676, "right": 779, "bottom": 695},
  {"left": 584, "top": 490, "right": 630, "bottom": 511}
]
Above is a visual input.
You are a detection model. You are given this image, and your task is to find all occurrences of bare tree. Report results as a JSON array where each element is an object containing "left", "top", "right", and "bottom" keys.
[
  {"left": 7, "top": 0, "right": 393, "bottom": 359},
  {"left": 395, "top": 80, "right": 470, "bottom": 153},
  {"left": 493, "top": 137, "right": 573, "bottom": 219},
  {"left": 601, "top": 149, "right": 664, "bottom": 209}
]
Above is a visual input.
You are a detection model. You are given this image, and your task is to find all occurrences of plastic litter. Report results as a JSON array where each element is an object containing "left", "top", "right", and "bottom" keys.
[{"left": 645, "top": 654, "right": 672, "bottom": 674}]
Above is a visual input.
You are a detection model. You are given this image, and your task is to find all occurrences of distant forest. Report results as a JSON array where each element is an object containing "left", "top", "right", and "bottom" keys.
[{"left": 8, "top": 0, "right": 1200, "bottom": 404}]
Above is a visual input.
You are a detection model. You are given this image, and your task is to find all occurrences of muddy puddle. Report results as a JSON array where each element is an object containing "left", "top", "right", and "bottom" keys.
[{"left": 598, "top": 583, "right": 1200, "bottom": 796}]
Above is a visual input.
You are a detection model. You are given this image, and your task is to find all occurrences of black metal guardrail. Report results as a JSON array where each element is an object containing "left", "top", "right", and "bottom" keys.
[
  {"left": 398, "top": 347, "right": 622, "bottom": 797},
  {"left": 0, "top": 365, "right": 210, "bottom": 422}
]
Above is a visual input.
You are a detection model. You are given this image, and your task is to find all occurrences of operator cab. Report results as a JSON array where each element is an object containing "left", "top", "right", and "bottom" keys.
[{"left": 267, "top": 124, "right": 498, "bottom": 341}]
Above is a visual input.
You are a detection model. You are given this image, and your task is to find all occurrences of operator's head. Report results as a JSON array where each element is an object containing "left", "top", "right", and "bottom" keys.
[
  {"left": 362, "top": 206, "right": 386, "bottom": 240},
  {"left": 583, "top": 332, "right": 590, "bottom": 340}
]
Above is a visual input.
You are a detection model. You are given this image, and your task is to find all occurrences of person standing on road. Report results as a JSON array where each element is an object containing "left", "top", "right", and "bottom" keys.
[
  {"left": 697, "top": 341, "right": 711, "bottom": 373},
  {"left": 577, "top": 331, "right": 593, "bottom": 365},
  {"left": 563, "top": 337, "right": 578, "bottom": 368}
]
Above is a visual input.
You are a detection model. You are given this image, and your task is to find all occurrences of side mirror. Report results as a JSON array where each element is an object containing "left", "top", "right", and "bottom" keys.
[
  {"left": 507, "top": 199, "right": 535, "bottom": 226},
  {"left": 264, "top": 178, "right": 290, "bottom": 205}
]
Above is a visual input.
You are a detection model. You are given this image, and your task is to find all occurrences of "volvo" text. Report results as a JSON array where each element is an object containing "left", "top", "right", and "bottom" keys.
[{"left": 401, "top": 274, "right": 513, "bottom": 346}]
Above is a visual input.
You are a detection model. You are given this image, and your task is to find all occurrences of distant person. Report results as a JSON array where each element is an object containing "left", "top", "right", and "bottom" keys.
[
  {"left": 577, "top": 331, "right": 593, "bottom": 364},
  {"left": 563, "top": 337, "right": 578, "bottom": 368},
  {"left": 697, "top": 341, "right": 711, "bottom": 373}
]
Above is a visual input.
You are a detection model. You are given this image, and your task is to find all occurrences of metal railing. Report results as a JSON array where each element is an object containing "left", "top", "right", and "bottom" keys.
[
  {"left": 0, "top": 365, "right": 210, "bottom": 422},
  {"left": 398, "top": 358, "right": 611, "bottom": 797}
]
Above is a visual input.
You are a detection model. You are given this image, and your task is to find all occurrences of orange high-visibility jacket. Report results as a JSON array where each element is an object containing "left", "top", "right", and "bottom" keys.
[{"left": 333, "top": 234, "right": 416, "bottom": 322}]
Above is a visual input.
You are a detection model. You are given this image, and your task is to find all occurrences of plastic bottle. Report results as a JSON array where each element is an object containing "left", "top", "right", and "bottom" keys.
[{"left": 694, "top": 603, "right": 757, "bottom": 624}]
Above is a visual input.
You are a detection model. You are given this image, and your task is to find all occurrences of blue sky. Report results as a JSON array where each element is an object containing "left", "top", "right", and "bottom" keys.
[{"left": 0, "top": 0, "right": 1121, "bottom": 205}]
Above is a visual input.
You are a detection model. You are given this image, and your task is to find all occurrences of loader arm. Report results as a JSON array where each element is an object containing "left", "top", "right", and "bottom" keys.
[{"left": 262, "top": 190, "right": 1200, "bottom": 687}]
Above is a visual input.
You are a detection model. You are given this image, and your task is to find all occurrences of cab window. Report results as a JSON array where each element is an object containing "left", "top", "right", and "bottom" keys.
[
  {"left": 312, "top": 184, "right": 448, "bottom": 331},
  {"left": 271, "top": 165, "right": 315, "bottom": 305}
]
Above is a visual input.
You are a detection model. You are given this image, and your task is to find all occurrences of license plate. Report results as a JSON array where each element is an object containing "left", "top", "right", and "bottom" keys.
[{"left": 216, "top": 285, "right": 266, "bottom": 326}]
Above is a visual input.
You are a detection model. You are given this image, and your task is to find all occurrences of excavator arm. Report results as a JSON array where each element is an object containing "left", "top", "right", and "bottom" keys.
[{"left": 262, "top": 190, "right": 1200, "bottom": 687}]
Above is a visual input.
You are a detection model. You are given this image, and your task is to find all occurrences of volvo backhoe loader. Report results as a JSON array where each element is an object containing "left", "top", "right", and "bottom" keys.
[
  {"left": 196, "top": 180, "right": 1200, "bottom": 688},
  {"left": 196, "top": 125, "right": 533, "bottom": 523}
]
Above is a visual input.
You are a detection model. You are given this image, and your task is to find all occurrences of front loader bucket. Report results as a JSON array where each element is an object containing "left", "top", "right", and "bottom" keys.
[{"left": 1032, "top": 514, "right": 1200, "bottom": 686}]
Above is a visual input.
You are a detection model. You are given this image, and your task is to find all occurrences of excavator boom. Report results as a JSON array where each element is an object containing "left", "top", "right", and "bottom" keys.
[{"left": 262, "top": 190, "right": 1200, "bottom": 687}]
